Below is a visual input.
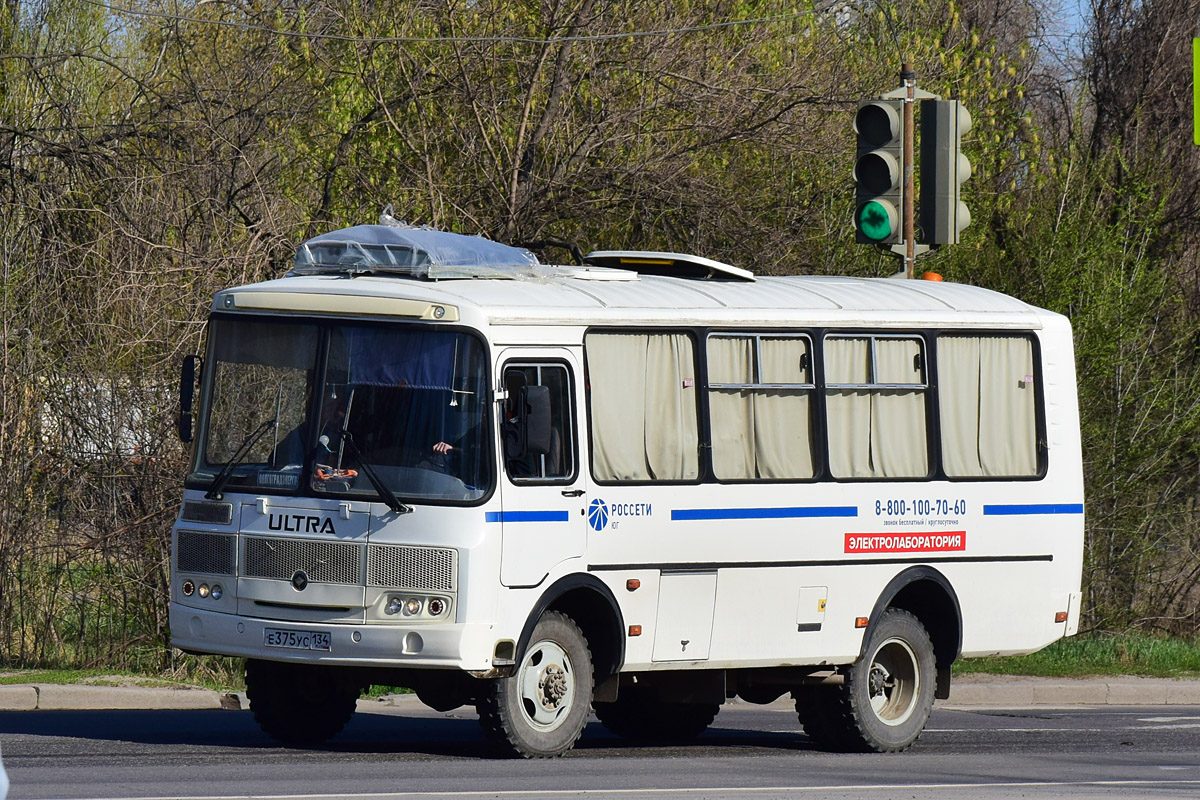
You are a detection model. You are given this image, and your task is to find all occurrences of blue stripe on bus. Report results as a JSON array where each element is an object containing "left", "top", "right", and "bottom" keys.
[
  {"left": 671, "top": 506, "right": 858, "bottom": 521},
  {"left": 485, "top": 510, "right": 571, "bottom": 523},
  {"left": 982, "top": 503, "right": 1084, "bottom": 516}
]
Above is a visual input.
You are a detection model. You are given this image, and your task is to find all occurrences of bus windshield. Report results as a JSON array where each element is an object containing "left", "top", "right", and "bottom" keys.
[{"left": 191, "top": 317, "right": 492, "bottom": 504}]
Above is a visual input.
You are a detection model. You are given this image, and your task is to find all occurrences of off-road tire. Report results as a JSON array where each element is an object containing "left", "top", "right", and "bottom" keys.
[
  {"left": 594, "top": 686, "right": 720, "bottom": 742},
  {"left": 793, "top": 685, "right": 854, "bottom": 749},
  {"left": 476, "top": 611, "right": 594, "bottom": 758},
  {"left": 794, "top": 609, "right": 936, "bottom": 752},
  {"left": 246, "top": 659, "right": 362, "bottom": 746}
]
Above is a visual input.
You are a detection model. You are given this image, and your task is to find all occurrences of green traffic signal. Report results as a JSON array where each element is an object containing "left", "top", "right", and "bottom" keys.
[
  {"left": 854, "top": 100, "right": 904, "bottom": 245},
  {"left": 856, "top": 200, "right": 898, "bottom": 242}
]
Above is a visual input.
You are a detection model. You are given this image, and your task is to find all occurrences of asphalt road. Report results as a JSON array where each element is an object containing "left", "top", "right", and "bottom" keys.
[{"left": 1, "top": 699, "right": 1199, "bottom": 800}]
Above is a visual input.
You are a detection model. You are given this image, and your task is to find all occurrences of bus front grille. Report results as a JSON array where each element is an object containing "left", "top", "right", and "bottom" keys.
[
  {"left": 242, "top": 537, "right": 361, "bottom": 585},
  {"left": 368, "top": 544, "right": 457, "bottom": 592},
  {"left": 177, "top": 531, "right": 236, "bottom": 575}
]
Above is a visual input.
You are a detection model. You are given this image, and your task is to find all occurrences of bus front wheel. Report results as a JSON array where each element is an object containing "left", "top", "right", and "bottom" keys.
[{"left": 476, "top": 611, "right": 594, "bottom": 758}]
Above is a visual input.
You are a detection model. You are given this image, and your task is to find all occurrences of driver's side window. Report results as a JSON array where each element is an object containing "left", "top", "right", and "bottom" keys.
[{"left": 502, "top": 363, "right": 575, "bottom": 482}]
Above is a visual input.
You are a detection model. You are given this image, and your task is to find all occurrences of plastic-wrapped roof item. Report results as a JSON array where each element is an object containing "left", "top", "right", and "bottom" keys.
[{"left": 292, "top": 224, "right": 541, "bottom": 280}]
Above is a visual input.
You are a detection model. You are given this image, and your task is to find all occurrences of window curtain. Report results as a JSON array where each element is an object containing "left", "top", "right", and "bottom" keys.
[
  {"left": 825, "top": 338, "right": 874, "bottom": 477},
  {"left": 871, "top": 339, "right": 927, "bottom": 477},
  {"left": 587, "top": 333, "right": 698, "bottom": 481},
  {"left": 937, "top": 336, "right": 983, "bottom": 476},
  {"left": 707, "top": 337, "right": 756, "bottom": 479},
  {"left": 645, "top": 334, "right": 700, "bottom": 480},
  {"left": 708, "top": 337, "right": 814, "bottom": 480},
  {"left": 939, "top": 335, "right": 1036, "bottom": 476},
  {"left": 826, "top": 337, "right": 927, "bottom": 478}
]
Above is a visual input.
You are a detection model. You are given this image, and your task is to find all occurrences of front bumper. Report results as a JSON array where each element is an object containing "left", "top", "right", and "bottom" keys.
[{"left": 170, "top": 602, "right": 496, "bottom": 670}]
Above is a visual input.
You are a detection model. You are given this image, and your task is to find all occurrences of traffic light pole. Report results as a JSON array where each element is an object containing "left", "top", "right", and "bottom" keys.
[
  {"left": 856, "top": 68, "right": 968, "bottom": 274},
  {"left": 876, "top": 74, "right": 932, "bottom": 275},
  {"left": 902, "top": 64, "right": 916, "bottom": 279}
]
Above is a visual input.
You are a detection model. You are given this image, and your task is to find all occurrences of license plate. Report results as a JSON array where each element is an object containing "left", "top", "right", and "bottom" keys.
[{"left": 264, "top": 627, "right": 331, "bottom": 652}]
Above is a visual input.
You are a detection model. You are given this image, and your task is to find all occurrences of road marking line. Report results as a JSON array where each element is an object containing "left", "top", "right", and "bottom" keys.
[
  {"left": 925, "top": 727, "right": 1108, "bottom": 732},
  {"left": 54, "top": 778, "right": 1200, "bottom": 800}
]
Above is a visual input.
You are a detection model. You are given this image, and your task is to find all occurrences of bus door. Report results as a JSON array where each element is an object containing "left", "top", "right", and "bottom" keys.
[{"left": 497, "top": 351, "right": 587, "bottom": 587}]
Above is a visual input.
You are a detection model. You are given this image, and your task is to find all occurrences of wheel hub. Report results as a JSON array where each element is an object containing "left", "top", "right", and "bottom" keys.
[
  {"left": 869, "top": 666, "right": 892, "bottom": 697},
  {"left": 540, "top": 664, "right": 569, "bottom": 708},
  {"left": 868, "top": 637, "right": 920, "bottom": 726}
]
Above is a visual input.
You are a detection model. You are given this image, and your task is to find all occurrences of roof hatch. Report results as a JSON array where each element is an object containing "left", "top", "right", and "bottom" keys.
[{"left": 583, "top": 250, "right": 754, "bottom": 282}]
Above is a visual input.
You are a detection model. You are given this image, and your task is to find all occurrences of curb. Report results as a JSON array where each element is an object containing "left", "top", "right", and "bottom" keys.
[
  {"left": 2, "top": 678, "right": 1199, "bottom": 712},
  {"left": 940, "top": 676, "right": 1200, "bottom": 707},
  {"left": 0, "top": 684, "right": 229, "bottom": 711}
]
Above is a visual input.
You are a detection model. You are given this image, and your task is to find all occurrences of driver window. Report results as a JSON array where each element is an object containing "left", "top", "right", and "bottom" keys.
[{"left": 502, "top": 363, "right": 575, "bottom": 482}]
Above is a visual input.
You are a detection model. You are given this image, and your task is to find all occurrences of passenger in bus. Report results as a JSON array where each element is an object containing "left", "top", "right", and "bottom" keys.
[{"left": 272, "top": 395, "right": 346, "bottom": 469}]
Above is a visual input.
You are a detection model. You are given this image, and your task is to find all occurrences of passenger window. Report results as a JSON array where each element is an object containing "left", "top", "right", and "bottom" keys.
[
  {"left": 585, "top": 332, "right": 700, "bottom": 482},
  {"left": 707, "top": 334, "right": 816, "bottom": 480},
  {"left": 938, "top": 335, "right": 1038, "bottom": 477},
  {"left": 502, "top": 363, "right": 575, "bottom": 482},
  {"left": 824, "top": 335, "right": 928, "bottom": 479}
]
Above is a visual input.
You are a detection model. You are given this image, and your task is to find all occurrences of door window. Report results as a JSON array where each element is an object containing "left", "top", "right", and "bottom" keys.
[{"left": 502, "top": 363, "right": 575, "bottom": 482}]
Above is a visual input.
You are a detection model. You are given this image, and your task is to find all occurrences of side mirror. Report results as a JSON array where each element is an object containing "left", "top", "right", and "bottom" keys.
[{"left": 178, "top": 355, "right": 202, "bottom": 443}]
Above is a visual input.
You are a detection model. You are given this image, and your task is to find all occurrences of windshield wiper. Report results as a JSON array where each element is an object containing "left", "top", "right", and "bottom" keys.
[
  {"left": 335, "top": 431, "right": 412, "bottom": 514},
  {"left": 205, "top": 419, "right": 277, "bottom": 500}
]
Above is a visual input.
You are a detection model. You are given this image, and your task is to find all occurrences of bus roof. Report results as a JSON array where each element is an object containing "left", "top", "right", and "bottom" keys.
[
  {"left": 211, "top": 224, "right": 1052, "bottom": 329},
  {"left": 216, "top": 268, "right": 1050, "bottom": 331}
]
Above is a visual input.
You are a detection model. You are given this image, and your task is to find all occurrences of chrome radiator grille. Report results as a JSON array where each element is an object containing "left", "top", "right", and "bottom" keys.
[
  {"left": 176, "top": 531, "right": 236, "bottom": 575},
  {"left": 183, "top": 533, "right": 460, "bottom": 592},
  {"left": 368, "top": 545, "right": 457, "bottom": 592},
  {"left": 243, "top": 537, "right": 361, "bottom": 585}
]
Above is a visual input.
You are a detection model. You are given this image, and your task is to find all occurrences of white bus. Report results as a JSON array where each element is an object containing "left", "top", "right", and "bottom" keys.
[{"left": 171, "top": 222, "right": 1084, "bottom": 757}]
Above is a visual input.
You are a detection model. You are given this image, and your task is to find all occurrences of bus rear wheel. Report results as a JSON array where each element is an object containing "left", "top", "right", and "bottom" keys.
[
  {"left": 476, "top": 611, "right": 593, "bottom": 758},
  {"left": 594, "top": 686, "right": 720, "bottom": 742},
  {"left": 246, "top": 659, "right": 362, "bottom": 746},
  {"left": 795, "top": 609, "right": 935, "bottom": 753},
  {"left": 793, "top": 685, "right": 853, "bottom": 749}
]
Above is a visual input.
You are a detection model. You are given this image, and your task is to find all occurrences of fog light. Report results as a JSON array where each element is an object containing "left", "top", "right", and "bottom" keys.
[
  {"left": 403, "top": 597, "right": 423, "bottom": 616},
  {"left": 428, "top": 598, "right": 446, "bottom": 616},
  {"left": 198, "top": 583, "right": 210, "bottom": 598},
  {"left": 182, "top": 580, "right": 195, "bottom": 597},
  {"left": 386, "top": 597, "right": 403, "bottom": 615},
  {"left": 210, "top": 584, "right": 223, "bottom": 601}
]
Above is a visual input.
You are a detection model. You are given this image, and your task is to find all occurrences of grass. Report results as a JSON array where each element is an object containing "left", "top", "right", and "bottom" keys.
[
  {"left": 0, "top": 666, "right": 411, "bottom": 696},
  {"left": 954, "top": 633, "right": 1200, "bottom": 679},
  {"left": 0, "top": 668, "right": 240, "bottom": 692},
  {"left": 0, "top": 669, "right": 113, "bottom": 686}
]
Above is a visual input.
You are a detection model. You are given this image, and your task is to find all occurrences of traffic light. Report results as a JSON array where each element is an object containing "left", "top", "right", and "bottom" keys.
[
  {"left": 919, "top": 100, "right": 972, "bottom": 244},
  {"left": 854, "top": 100, "right": 905, "bottom": 244}
]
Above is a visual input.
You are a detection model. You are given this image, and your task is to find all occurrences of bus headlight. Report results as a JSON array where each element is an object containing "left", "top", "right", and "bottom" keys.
[{"left": 377, "top": 593, "right": 451, "bottom": 621}]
